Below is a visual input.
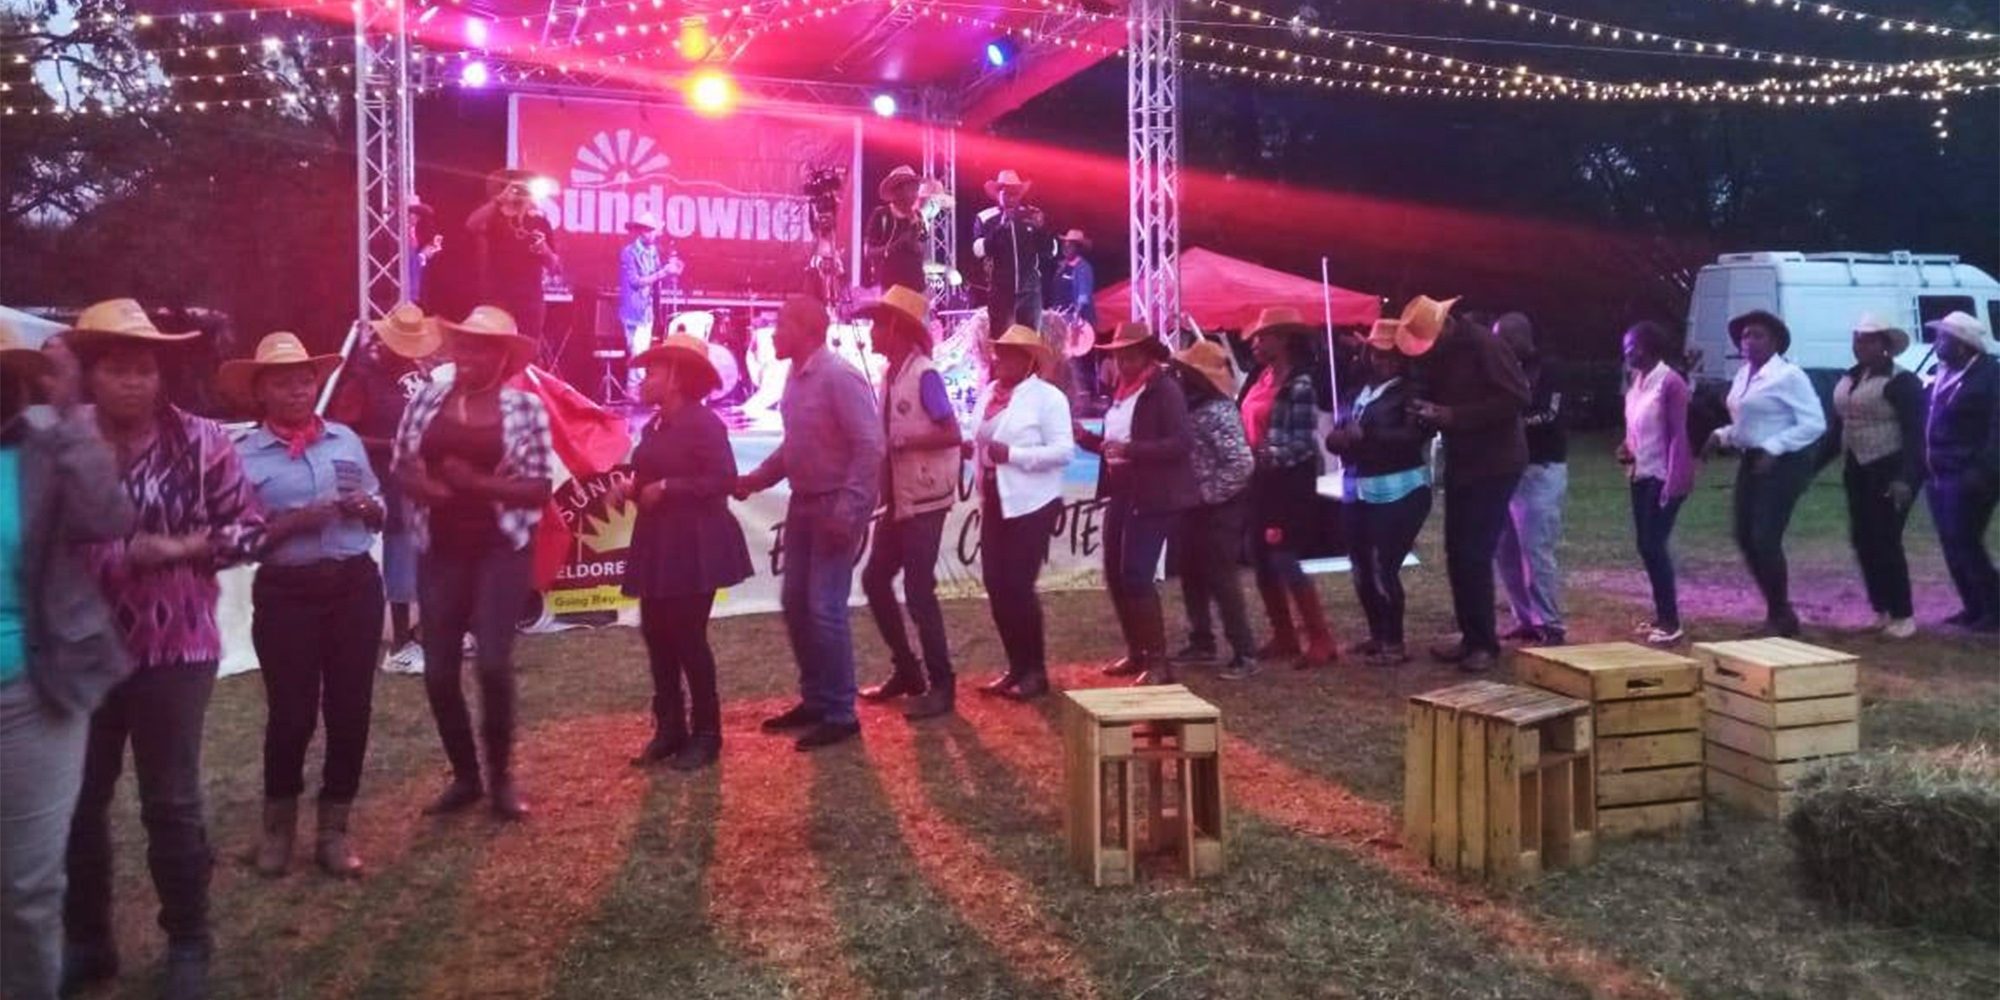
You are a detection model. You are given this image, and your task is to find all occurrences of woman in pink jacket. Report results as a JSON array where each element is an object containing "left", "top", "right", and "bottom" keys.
[{"left": 1617, "top": 322, "right": 1696, "bottom": 646}]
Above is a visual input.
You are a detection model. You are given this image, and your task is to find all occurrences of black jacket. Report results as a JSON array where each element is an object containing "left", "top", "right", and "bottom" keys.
[
  {"left": 1328, "top": 378, "right": 1431, "bottom": 479},
  {"left": 1926, "top": 353, "right": 2000, "bottom": 486},
  {"left": 974, "top": 207, "right": 1056, "bottom": 299},
  {"left": 1078, "top": 369, "right": 1201, "bottom": 514},
  {"left": 1415, "top": 323, "right": 1530, "bottom": 485}
]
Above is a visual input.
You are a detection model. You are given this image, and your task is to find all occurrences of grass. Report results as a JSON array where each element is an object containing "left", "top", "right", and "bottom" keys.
[{"left": 77, "top": 433, "right": 2000, "bottom": 999}]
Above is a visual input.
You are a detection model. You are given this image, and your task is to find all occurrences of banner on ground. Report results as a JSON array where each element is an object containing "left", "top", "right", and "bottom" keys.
[{"left": 508, "top": 93, "right": 862, "bottom": 298}]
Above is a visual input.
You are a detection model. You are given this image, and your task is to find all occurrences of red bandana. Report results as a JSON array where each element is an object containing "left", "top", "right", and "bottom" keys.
[
  {"left": 265, "top": 416, "right": 325, "bottom": 460},
  {"left": 984, "top": 382, "right": 1015, "bottom": 421},
  {"left": 1113, "top": 365, "right": 1155, "bottom": 402}
]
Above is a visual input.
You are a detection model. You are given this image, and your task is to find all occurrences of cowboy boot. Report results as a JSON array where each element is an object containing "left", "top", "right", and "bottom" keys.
[
  {"left": 1256, "top": 582, "right": 1301, "bottom": 660},
  {"left": 1102, "top": 597, "right": 1146, "bottom": 677},
  {"left": 1292, "top": 581, "right": 1338, "bottom": 669},
  {"left": 315, "top": 801, "right": 364, "bottom": 878},
  {"left": 1129, "top": 599, "right": 1177, "bottom": 686},
  {"left": 254, "top": 798, "right": 298, "bottom": 878}
]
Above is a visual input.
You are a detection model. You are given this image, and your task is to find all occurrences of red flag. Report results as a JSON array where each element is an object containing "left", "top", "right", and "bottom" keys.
[{"left": 509, "top": 366, "right": 633, "bottom": 591}]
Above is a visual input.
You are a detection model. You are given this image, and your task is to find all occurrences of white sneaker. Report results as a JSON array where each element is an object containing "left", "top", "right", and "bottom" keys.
[
  {"left": 461, "top": 633, "right": 477, "bottom": 656},
  {"left": 383, "top": 642, "right": 426, "bottom": 675},
  {"left": 1883, "top": 617, "right": 1917, "bottom": 640},
  {"left": 1631, "top": 618, "right": 1656, "bottom": 637},
  {"left": 1870, "top": 612, "right": 1895, "bottom": 631},
  {"left": 1644, "top": 625, "right": 1686, "bottom": 647}
]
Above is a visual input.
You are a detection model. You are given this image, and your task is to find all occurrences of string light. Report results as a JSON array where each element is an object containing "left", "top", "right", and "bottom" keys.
[
  {"left": 1384, "top": 0, "right": 1889, "bottom": 70},
  {"left": 1702, "top": 0, "right": 1996, "bottom": 44}
]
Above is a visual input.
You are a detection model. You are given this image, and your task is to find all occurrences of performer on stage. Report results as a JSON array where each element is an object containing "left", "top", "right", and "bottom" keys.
[
  {"left": 617, "top": 213, "right": 678, "bottom": 368},
  {"left": 865, "top": 166, "right": 930, "bottom": 295},
  {"left": 1052, "top": 229, "right": 1098, "bottom": 398},
  {"left": 972, "top": 169, "right": 1054, "bottom": 339},
  {"left": 465, "top": 169, "right": 560, "bottom": 345}
]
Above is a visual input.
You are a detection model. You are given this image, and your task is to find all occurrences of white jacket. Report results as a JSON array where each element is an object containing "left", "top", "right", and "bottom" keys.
[{"left": 971, "top": 375, "right": 1075, "bottom": 519}]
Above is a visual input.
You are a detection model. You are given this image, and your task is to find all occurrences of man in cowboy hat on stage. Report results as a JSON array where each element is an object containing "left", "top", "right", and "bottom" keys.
[
  {"left": 972, "top": 169, "right": 1056, "bottom": 340},
  {"left": 618, "top": 212, "right": 679, "bottom": 376},
  {"left": 865, "top": 166, "right": 932, "bottom": 295},
  {"left": 466, "top": 168, "right": 561, "bottom": 345},
  {"left": 1923, "top": 311, "right": 2000, "bottom": 632}
]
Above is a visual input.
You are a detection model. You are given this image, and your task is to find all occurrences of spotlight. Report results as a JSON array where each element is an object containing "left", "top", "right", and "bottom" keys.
[
  {"left": 871, "top": 93, "right": 897, "bottom": 118},
  {"left": 527, "top": 176, "right": 558, "bottom": 200},
  {"left": 459, "top": 60, "right": 490, "bottom": 88},
  {"left": 686, "top": 70, "right": 737, "bottom": 117},
  {"left": 984, "top": 41, "right": 1011, "bottom": 68},
  {"left": 464, "top": 16, "right": 489, "bottom": 49},
  {"left": 677, "top": 18, "right": 711, "bottom": 59}
]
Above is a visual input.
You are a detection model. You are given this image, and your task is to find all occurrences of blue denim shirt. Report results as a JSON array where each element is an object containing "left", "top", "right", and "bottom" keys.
[
  {"left": 237, "top": 421, "right": 382, "bottom": 566},
  {"left": 753, "top": 346, "right": 885, "bottom": 528}
]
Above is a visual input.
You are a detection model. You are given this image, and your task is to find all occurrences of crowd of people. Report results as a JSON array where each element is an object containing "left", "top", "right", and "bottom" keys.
[{"left": 1, "top": 286, "right": 1996, "bottom": 1000}]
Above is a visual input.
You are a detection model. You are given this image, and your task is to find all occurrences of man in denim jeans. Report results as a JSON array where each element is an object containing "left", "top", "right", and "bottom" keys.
[{"left": 736, "top": 297, "right": 886, "bottom": 750}]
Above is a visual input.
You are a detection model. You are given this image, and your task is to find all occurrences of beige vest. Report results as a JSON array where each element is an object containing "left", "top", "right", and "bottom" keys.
[
  {"left": 883, "top": 353, "right": 962, "bottom": 521},
  {"left": 1834, "top": 371, "right": 1902, "bottom": 466}
]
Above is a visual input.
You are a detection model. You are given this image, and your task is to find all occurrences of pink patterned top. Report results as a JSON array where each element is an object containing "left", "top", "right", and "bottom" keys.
[{"left": 85, "top": 406, "right": 266, "bottom": 670}]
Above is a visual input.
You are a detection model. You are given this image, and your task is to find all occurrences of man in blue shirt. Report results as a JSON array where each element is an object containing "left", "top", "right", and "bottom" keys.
[{"left": 618, "top": 214, "right": 675, "bottom": 378}]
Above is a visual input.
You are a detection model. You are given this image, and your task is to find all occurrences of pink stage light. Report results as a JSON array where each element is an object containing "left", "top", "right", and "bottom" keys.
[
  {"left": 464, "top": 17, "right": 490, "bottom": 49},
  {"left": 459, "top": 60, "right": 490, "bottom": 88}
]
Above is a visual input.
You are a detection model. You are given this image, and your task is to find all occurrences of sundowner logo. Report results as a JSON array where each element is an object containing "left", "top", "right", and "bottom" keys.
[{"left": 554, "top": 127, "right": 813, "bottom": 244}]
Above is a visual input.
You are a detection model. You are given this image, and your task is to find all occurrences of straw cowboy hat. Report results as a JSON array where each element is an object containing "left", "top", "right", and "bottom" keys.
[
  {"left": 369, "top": 301, "right": 442, "bottom": 360},
  {"left": 1392, "top": 294, "right": 1462, "bottom": 358},
  {"left": 1727, "top": 309, "right": 1792, "bottom": 354},
  {"left": 216, "top": 332, "right": 342, "bottom": 411},
  {"left": 485, "top": 168, "right": 540, "bottom": 198},
  {"left": 1243, "top": 306, "right": 1318, "bottom": 340},
  {"left": 434, "top": 305, "right": 538, "bottom": 372},
  {"left": 857, "top": 285, "right": 930, "bottom": 344},
  {"left": 632, "top": 333, "right": 722, "bottom": 398},
  {"left": 1172, "top": 337, "right": 1236, "bottom": 399},
  {"left": 1059, "top": 229, "right": 1091, "bottom": 249},
  {"left": 1926, "top": 311, "right": 1993, "bottom": 353},
  {"left": 1363, "top": 318, "right": 1403, "bottom": 353},
  {"left": 624, "top": 212, "right": 663, "bottom": 235},
  {"left": 916, "top": 177, "right": 955, "bottom": 209},
  {"left": 992, "top": 323, "right": 1056, "bottom": 375},
  {"left": 1851, "top": 312, "right": 1912, "bottom": 355},
  {"left": 878, "top": 165, "right": 921, "bottom": 201},
  {"left": 1101, "top": 320, "right": 1169, "bottom": 359},
  {"left": 984, "top": 169, "right": 1031, "bottom": 199},
  {"left": 0, "top": 318, "right": 52, "bottom": 380},
  {"left": 63, "top": 298, "right": 202, "bottom": 351}
]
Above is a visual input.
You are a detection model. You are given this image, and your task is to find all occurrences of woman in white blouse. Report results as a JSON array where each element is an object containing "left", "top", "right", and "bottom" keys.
[
  {"left": 969, "top": 326, "right": 1075, "bottom": 701},
  {"left": 1709, "top": 310, "right": 1827, "bottom": 637}
]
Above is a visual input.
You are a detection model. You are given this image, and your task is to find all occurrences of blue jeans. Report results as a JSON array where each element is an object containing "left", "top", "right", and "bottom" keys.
[
  {"left": 1, "top": 682, "right": 88, "bottom": 1000},
  {"left": 1733, "top": 450, "right": 1815, "bottom": 625},
  {"left": 1630, "top": 478, "right": 1686, "bottom": 630},
  {"left": 781, "top": 493, "right": 865, "bottom": 725},
  {"left": 1495, "top": 462, "right": 1567, "bottom": 633},
  {"left": 420, "top": 545, "right": 533, "bottom": 782},
  {"left": 861, "top": 509, "right": 953, "bottom": 687}
]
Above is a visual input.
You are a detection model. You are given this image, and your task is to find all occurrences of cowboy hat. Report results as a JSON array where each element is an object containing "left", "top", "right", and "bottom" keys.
[
  {"left": 1101, "top": 321, "right": 1168, "bottom": 359},
  {"left": 1243, "top": 306, "right": 1318, "bottom": 340},
  {"left": 1059, "top": 229, "right": 1091, "bottom": 249},
  {"left": 63, "top": 298, "right": 201, "bottom": 351},
  {"left": 983, "top": 169, "right": 1031, "bottom": 199},
  {"left": 1925, "top": 311, "right": 1994, "bottom": 353},
  {"left": 856, "top": 285, "right": 930, "bottom": 344},
  {"left": 1727, "top": 309, "right": 1791, "bottom": 354},
  {"left": 1851, "top": 312, "right": 1912, "bottom": 355},
  {"left": 434, "top": 305, "right": 537, "bottom": 373},
  {"left": 369, "top": 301, "right": 442, "bottom": 360},
  {"left": 632, "top": 333, "right": 722, "bottom": 398},
  {"left": 878, "top": 165, "right": 921, "bottom": 201},
  {"left": 1363, "top": 319, "right": 1403, "bottom": 353},
  {"left": 485, "top": 168, "right": 540, "bottom": 198},
  {"left": 0, "top": 319, "right": 52, "bottom": 380},
  {"left": 1392, "top": 294, "right": 1462, "bottom": 358},
  {"left": 1172, "top": 337, "right": 1236, "bottom": 399},
  {"left": 624, "top": 212, "right": 663, "bottom": 235},
  {"left": 407, "top": 194, "right": 435, "bottom": 221},
  {"left": 992, "top": 323, "right": 1056, "bottom": 375},
  {"left": 916, "top": 177, "right": 955, "bottom": 209},
  {"left": 216, "top": 332, "right": 343, "bottom": 411}
]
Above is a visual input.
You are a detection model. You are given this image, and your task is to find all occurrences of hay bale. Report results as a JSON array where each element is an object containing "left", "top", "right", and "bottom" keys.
[{"left": 1786, "top": 748, "right": 2000, "bottom": 940}]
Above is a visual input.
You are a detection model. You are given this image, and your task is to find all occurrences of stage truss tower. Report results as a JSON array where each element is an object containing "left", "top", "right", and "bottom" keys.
[
  {"left": 1126, "top": 0, "right": 1182, "bottom": 336},
  {"left": 920, "top": 89, "right": 959, "bottom": 306},
  {"left": 355, "top": 0, "right": 414, "bottom": 321}
]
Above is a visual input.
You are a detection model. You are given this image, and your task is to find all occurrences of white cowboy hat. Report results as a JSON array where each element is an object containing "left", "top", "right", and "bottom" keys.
[
  {"left": 983, "top": 169, "right": 1031, "bottom": 199},
  {"left": 1851, "top": 312, "right": 1911, "bottom": 355},
  {"left": 1926, "top": 311, "right": 1993, "bottom": 352}
]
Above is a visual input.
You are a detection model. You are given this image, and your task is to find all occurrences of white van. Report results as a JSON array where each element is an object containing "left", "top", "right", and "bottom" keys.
[{"left": 1687, "top": 251, "right": 2000, "bottom": 383}]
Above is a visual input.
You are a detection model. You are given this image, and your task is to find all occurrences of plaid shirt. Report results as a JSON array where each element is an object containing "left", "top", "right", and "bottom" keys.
[
  {"left": 1256, "top": 369, "right": 1322, "bottom": 472},
  {"left": 391, "top": 383, "right": 554, "bottom": 552}
]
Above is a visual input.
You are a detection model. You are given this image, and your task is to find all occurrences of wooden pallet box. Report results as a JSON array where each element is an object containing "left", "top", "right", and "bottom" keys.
[
  {"left": 1693, "top": 638, "right": 1860, "bottom": 819},
  {"left": 1403, "top": 680, "right": 1595, "bottom": 889},
  {"left": 1514, "top": 642, "right": 1704, "bottom": 837},
  {"left": 1061, "top": 686, "right": 1224, "bottom": 887}
]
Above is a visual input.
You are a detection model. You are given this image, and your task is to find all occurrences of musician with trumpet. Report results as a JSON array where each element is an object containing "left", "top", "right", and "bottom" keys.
[
  {"left": 972, "top": 169, "right": 1056, "bottom": 339},
  {"left": 467, "top": 168, "right": 562, "bottom": 343}
]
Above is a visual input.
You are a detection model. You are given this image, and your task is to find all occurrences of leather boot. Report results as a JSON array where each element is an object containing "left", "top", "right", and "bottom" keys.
[
  {"left": 1102, "top": 593, "right": 1144, "bottom": 676},
  {"left": 254, "top": 798, "right": 298, "bottom": 878},
  {"left": 1129, "top": 599, "right": 1177, "bottom": 686},
  {"left": 1256, "top": 582, "right": 1301, "bottom": 660},
  {"left": 315, "top": 801, "right": 364, "bottom": 878},
  {"left": 903, "top": 679, "right": 955, "bottom": 720},
  {"left": 1292, "top": 581, "right": 1338, "bottom": 668}
]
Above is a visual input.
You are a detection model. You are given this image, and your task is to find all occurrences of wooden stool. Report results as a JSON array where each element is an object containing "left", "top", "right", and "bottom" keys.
[
  {"left": 1515, "top": 642, "right": 1704, "bottom": 837},
  {"left": 1403, "top": 680, "right": 1594, "bottom": 889},
  {"left": 1061, "top": 686, "right": 1224, "bottom": 887},
  {"left": 1694, "top": 638, "right": 1860, "bottom": 818}
]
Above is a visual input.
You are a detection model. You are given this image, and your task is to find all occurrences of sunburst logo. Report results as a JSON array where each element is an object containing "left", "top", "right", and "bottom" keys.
[
  {"left": 569, "top": 129, "right": 672, "bottom": 190},
  {"left": 580, "top": 499, "right": 638, "bottom": 554}
]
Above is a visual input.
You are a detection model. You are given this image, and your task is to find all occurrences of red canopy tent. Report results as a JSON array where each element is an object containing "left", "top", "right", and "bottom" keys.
[{"left": 1095, "top": 247, "right": 1381, "bottom": 331}]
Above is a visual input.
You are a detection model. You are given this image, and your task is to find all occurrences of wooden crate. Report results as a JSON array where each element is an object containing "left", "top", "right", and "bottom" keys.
[
  {"left": 1514, "top": 642, "right": 1704, "bottom": 836},
  {"left": 1693, "top": 638, "right": 1860, "bottom": 819},
  {"left": 1061, "top": 686, "right": 1224, "bottom": 887},
  {"left": 1403, "top": 680, "right": 1595, "bottom": 889}
]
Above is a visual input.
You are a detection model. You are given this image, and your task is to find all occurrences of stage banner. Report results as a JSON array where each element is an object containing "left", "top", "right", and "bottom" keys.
[{"left": 508, "top": 93, "right": 861, "bottom": 299}]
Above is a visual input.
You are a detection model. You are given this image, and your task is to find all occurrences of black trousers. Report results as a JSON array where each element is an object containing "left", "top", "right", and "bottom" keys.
[
  {"left": 1630, "top": 478, "right": 1687, "bottom": 630},
  {"left": 1345, "top": 487, "right": 1433, "bottom": 646},
  {"left": 639, "top": 593, "right": 722, "bottom": 743},
  {"left": 1177, "top": 497, "right": 1255, "bottom": 658},
  {"left": 980, "top": 492, "right": 1060, "bottom": 680},
  {"left": 419, "top": 544, "right": 534, "bottom": 782},
  {"left": 251, "top": 557, "right": 385, "bottom": 802},
  {"left": 1930, "top": 471, "right": 2000, "bottom": 623},
  {"left": 66, "top": 664, "right": 218, "bottom": 950},
  {"left": 1443, "top": 474, "right": 1520, "bottom": 655},
  {"left": 985, "top": 287, "right": 1042, "bottom": 340},
  {"left": 1732, "top": 450, "right": 1816, "bottom": 625},
  {"left": 861, "top": 509, "right": 955, "bottom": 687},
  {"left": 1843, "top": 454, "right": 1916, "bottom": 619}
]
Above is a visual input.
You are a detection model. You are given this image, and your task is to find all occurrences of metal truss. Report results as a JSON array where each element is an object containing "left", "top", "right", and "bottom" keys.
[
  {"left": 1126, "top": 0, "right": 1181, "bottom": 336},
  {"left": 542, "top": 0, "right": 591, "bottom": 47},
  {"left": 355, "top": 0, "right": 414, "bottom": 322},
  {"left": 920, "top": 88, "right": 958, "bottom": 301}
]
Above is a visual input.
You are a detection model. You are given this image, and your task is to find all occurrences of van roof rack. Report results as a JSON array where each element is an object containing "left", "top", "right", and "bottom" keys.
[{"left": 1713, "top": 251, "right": 1964, "bottom": 266}]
